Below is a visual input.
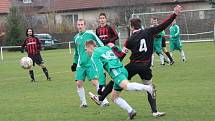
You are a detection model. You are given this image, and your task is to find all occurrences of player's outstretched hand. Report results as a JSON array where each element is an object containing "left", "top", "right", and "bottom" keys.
[
  {"left": 174, "top": 5, "right": 182, "bottom": 15},
  {"left": 107, "top": 42, "right": 115, "bottom": 48}
]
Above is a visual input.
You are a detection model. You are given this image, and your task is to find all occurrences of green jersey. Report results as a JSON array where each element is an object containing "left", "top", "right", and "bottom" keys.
[
  {"left": 169, "top": 24, "right": 180, "bottom": 41},
  {"left": 153, "top": 30, "right": 165, "bottom": 53},
  {"left": 91, "top": 46, "right": 123, "bottom": 85},
  {"left": 73, "top": 30, "right": 104, "bottom": 67},
  {"left": 154, "top": 30, "right": 165, "bottom": 45}
]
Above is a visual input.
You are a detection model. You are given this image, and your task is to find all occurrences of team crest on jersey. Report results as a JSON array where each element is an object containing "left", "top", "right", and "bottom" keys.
[{"left": 101, "top": 50, "right": 117, "bottom": 60}]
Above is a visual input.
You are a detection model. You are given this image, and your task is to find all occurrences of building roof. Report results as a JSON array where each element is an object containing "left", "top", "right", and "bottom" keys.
[
  {"left": 40, "top": 0, "right": 207, "bottom": 13},
  {"left": 0, "top": 0, "right": 11, "bottom": 14}
]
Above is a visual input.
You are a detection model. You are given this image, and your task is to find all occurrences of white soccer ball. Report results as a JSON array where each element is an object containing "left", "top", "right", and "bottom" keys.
[{"left": 20, "top": 57, "right": 33, "bottom": 69}]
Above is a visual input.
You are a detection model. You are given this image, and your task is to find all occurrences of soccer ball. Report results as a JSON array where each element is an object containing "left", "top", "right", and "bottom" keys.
[{"left": 20, "top": 57, "right": 33, "bottom": 69}]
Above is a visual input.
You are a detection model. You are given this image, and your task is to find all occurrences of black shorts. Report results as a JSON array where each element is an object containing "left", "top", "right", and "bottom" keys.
[
  {"left": 28, "top": 53, "right": 44, "bottom": 66},
  {"left": 125, "top": 62, "right": 152, "bottom": 81},
  {"left": 162, "top": 37, "right": 166, "bottom": 47}
]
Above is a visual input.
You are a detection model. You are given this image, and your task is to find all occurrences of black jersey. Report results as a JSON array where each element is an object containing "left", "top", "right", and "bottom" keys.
[{"left": 125, "top": 14, "right": 177, "bottom": 62}]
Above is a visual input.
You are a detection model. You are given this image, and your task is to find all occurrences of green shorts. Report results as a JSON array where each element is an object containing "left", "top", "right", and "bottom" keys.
[
  {"left": 75, "top": 65, "right": 98, "bottom": 81},
  {"left": 153, "top": 44, "right": 162, "bottom": 54},
  {"left": 170, "top": 40, "right": 182, "bottom": 52},
  {"left": 109, "top": 67, "right": 128, "bottom": 91}
]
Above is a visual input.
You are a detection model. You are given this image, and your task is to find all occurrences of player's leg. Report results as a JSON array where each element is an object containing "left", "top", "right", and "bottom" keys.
[
  {"left": 89, "top": 63, "right": 142, "bottom": 104},
  {"left": 120, "top": 79, "right": 155, "bottom": 98},
  {"left": 112, "top": 67, "right": 154, "bottom": 97},
  {"left": 151, "top": 45, "right": 156, "bottom": 67},
  {"left": 158, "top": 44, "right": 165, "bottom": 65},
  {"left": 76, "top": 80, "right": 88, "bottom": 108},
  {"left": 29, "top": 68, "right": 35, "bottom": 82},
  {"left": 87, "top": 67, "right": 109, "bottom": 106},
  {"left": 139, "top": 64, "right": 165, "bottom": 117},
  {"left": 89, "top": 62, "right": 138, "bottom": 104},
  {"left": 162, "top": 37, "right": 174, "bottom": 64},
  {"left": 36, "top": 54, "right": 51, "bottom": 80},
  {"left": 40, "top": 63, "right": 51, "bottom": 80},
  {"left": 157, "top": 52, "right": 165, "bottom": 65},
  {"left": 180, "top": 49, "right": 186, "bottom": 62},
  {"left": 98, "top": 80, "right": 114, "bottom": 101},
  {"left": 151, "top": 53, "right": 155, "bottom": 67},
  {"left": 28, "top": 55, "right": 35, "bottom": 82},
  {"left": 177, "top": 40, "right": 186, "bottom": 62},
  {"left": 75, "top": 67, "right": 87, "bottom": 108},
  {"left": 155, "top": 46, "right": 164, "bottom": 65},
  {"left": 163, "top": 47, "right": 174, "bottom": 65},
  {"left": 169, "top": 41, "right": 175, "bottom": 60},
  {"left": 111, "top": 89, "right": 136, "bottom": 120}
]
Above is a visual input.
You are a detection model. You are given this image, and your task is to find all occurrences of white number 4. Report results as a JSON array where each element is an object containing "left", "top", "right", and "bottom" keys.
[{"left": 139, "top": 39, "right": 147, "bottom": 52}]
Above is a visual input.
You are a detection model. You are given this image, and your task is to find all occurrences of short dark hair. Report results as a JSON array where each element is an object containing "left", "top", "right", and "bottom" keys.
[
  {"left": 130, "top": 18, "right": 141, "bottom": 29},
  {"left": 99, "top": 13, "right": 107, "bottom": 18}
]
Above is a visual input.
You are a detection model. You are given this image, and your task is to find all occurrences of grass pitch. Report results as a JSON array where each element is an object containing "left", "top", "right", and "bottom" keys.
[{"left": 0, "top": 42, "right": 215, "bottom": 121}]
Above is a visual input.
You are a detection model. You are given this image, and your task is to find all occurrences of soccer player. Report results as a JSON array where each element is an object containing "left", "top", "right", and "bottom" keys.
[
  {"left": 150, "top": 17, "right": 165, "bottom": 66},
  {"left": 86, "top": 40, "right": 155, "bottom": 120},
  {"left": 96, "top": 13, "right": 119, "bottom": 45},
  {"left": 150, "top": 17, "right": 174, "bottom": 66},
  {"left": 90, "top": 5, "right": 182, "bottom": 117},
  {"left": 21, "top": 28, "right": 51, "bottom": 82},
  {"left": 96, "top": 12, "right": 119, "bottom": 98},
  {"left": 169, "top": 20, "right": 186, "bottom": 62},
  {"left": 71, "top": 19, "right": 109, "bottom": 108}
]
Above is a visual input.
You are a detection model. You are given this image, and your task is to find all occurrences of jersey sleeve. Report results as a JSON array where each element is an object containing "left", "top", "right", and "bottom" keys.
[
  {"left": 108, "top": 26, "right": 119, "bottom": 44},
  {"left": 111, "top": 46, "right": 128, "bottom": 61},
  {"left": 91, "top": 52, "right": 106, "bottom": 86},
  {"left": 73, "top": 38, "right": 79, "bottom": 64},
  {"left": 149, "top": 13, "right": 177, "bottom": 36},
  {"left": 36, "top": 37, "right": 42, "bottom": 50},
  {"left": 88, "top": 30, "right": 104, "bottom": 47},
  {"left": 174, "top": 25, "right": 180, "bottom": 37}
]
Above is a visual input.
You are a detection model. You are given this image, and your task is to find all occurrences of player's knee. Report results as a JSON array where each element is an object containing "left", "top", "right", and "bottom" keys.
[
  {"left": 39, "top": 64, "right": 45, "bottom": 68},
  {"left": 119, "top": 80, "right": 129, "bottom": 90},
  {"left": 76, "top": 81, "right": 83, "bottom": 88},
  {"left": 111, "top": 91, "right": 119, "bottom": 102},
  {"left": 143, "top": 79, "right": 152, "bottom": 85},
  {"left": 91, "top": 79, "right": 98, "bottom": 87}
]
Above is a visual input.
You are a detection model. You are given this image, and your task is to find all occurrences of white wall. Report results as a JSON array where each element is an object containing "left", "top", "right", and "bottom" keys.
[{"left": 54, "top": 9, "right": 118, "bottom": 29}]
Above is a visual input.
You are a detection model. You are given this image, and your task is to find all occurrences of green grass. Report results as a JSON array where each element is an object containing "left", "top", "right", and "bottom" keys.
[{"left": 0, "top": 42, "right": 215, "bottom": 121}]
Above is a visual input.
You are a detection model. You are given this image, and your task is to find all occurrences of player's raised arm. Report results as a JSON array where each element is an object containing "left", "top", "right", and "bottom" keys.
[{"left": 149, "top": 5, "right": 182, "bottom": 35}]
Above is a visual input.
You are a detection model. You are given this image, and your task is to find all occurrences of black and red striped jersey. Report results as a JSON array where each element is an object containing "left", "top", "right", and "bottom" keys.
[
  {"left": 22, "top": 37, "right": 41, "bottom": 55},
  {"left": 96, "top": 25, "right": 119, "bottom": 45}
]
